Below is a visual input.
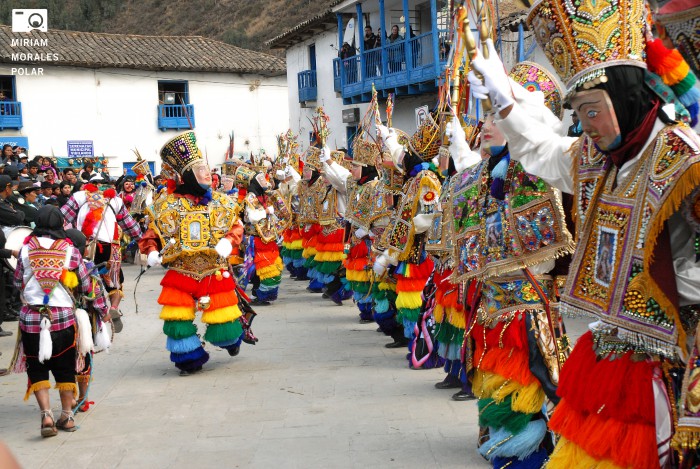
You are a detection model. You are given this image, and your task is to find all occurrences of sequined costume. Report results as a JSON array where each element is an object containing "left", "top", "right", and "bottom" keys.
[
  {"left": 139, "top": 132, "right": 246, "bottom": 373},
  {"left": 482, "top": 2, "right": 700, "bottom": 465}
]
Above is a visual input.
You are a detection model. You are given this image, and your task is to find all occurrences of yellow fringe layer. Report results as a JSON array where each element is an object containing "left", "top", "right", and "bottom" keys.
[
  {"left": 201, "top": 305, "right": 242, "bottom": 325},
  {"left": 160, "top": 305, "right": 196, "bottom": 321},
  {"left": 643, "top": 153, "right": 700, "bottom": 355},
  {"left": 302, "top": 247, "right": 317, "bottom": 258},
  {"left": 378, "top": 281, "right": 396, "bottom": 292},
  {"left": 434, "top": 304, "right": 446, "bottom": 323},
  {"left": 24, "top": 380, "right": 51, "bottom": 401},
  {"left": 446, "top": 306, "right": 466, "bottom": 329},
  {"left": 474, "top": 370, "right": 544, "bottom": 414},
  {"left": 258, "top": 258, "right": 283, "bottom": 278},
  {"left": 346, "top": 269, "right": 370, "bottom": 282},
  {"left": 283, "top": 239, "right": 304, "bottom": 250},
  {"left": 546, "top": 437, "right": 624, "bottom": 469},
  {"left": 396, "top": 291, "right": 423, "bottom": 310},
  {"left": 315, "top": 251, "right": 346, "bottom": 262},
  {"left": 76, "top": 374, "right": 91, "bottom": 384},
  {"left": 55, "top": 382, "right": 78, "bottom": 397}
]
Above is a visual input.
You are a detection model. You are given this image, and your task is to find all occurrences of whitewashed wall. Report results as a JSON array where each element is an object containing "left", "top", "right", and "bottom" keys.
[{"left": 0, "top": 65, "right": 289, "bottom": 173}]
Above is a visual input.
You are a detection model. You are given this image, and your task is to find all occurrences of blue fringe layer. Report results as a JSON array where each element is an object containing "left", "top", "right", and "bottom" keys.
[{"left": 166, "top": 335, "right": 202, "bottom": 354}]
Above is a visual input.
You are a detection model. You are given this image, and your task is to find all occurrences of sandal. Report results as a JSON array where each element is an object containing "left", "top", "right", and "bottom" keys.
[
  {"left": 56, "top": 410, "right": 77, "bottom": 432},
  {"left": 109, "top": 308, "right": 123, "bottom": 334},
  {"left": 40, "top": 409, "right": 57, "bottom": 438}
]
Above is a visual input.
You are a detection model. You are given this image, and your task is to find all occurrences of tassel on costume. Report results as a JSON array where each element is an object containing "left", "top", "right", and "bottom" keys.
[
  {"left": 75, "top": 308, "right": 94, "bottom": 356},
  {"left": 55, "top": 382, "right": 78, "bottom": 397},
  {"left": 38, "top": 316, "right": 52, "bottom": 363},
  {"left": 94, "top": 321, "right": 112, "bottom": 353}
]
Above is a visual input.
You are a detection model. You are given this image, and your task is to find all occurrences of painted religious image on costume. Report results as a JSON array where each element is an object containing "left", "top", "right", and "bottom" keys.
[
  {"left": 594, "top": 227, "right": 617, "bottom": 287},
  {"left": 485, "top": 211, "right": 503, "bottom": 247}
]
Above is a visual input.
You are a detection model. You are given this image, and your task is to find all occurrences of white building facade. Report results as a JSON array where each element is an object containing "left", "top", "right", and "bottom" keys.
[{"left": 0, "top": 26, "right": 289, "bottom": 174}]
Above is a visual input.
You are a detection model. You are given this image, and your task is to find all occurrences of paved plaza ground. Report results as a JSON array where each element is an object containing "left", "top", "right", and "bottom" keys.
[{"left": 0, "top": 264, "right": 589, "bottom": 468}]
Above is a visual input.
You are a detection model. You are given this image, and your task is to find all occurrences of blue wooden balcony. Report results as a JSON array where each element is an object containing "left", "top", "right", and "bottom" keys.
[
  {"left": 298, "top": 70, "right": 318, "bottom": 102},
  {"left": 333, "top": 30, "right": 449, "bottom": 104},
  {"left": 158, "top": 104, "right": 195, "bottom": 131},
  {"left": 0, "top": 101, "right": 22, "bottom": 130}
]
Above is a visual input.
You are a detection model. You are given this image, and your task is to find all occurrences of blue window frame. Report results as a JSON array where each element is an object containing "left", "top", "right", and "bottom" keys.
[
  {"left": 0, "top": 76, "right": 22, "bottom": 130},
  {"left": 157, "top": 80, "right": 194, "bottom": 131}
]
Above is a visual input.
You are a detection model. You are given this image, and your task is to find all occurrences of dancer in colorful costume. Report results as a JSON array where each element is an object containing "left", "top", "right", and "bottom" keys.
[
  {"left": 275, "top": 132, "right": 306, "bottom": 280},
  {"left": 66, "top": 228, "right": 111, "bottom": 413},
  {"left": 427, "top": 112, "right": 481, "bottom": 399},
  {"left": 61, "top": 176, "right": 142, "bottom": 333},
  {"left": 374, "top": 120, "right": 442, "bottom": 363},
  {"left": 342, "top": 140, "right": 384, "bottom": 323},
  {"left": 468, "top": 0, "right": 700, "bottom": 464},
  {"left": 13, "top": 206, "right": 108, "bottom": 436},
  {"left": 139, "top": 131, "right": 246, "bottom": 375},
  {"left": 238, "top": 166, "right": 287, "bottom": 305},
  {"left": 452, "top": 62, "right": 573, "bottom": 467},
  {"left": 298, "top": 144, "right": 327, "bottom": 294}
]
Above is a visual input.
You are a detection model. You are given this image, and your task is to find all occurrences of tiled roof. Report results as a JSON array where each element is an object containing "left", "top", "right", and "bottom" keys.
[
  {"left": 0, "top": 26, "right": 286, "bottom": 76},
  {"left": 266, "top": 1, "right": 344, "bottom": 49}
]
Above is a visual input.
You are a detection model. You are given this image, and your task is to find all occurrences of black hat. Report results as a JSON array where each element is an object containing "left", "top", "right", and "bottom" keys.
[
  {"left": 0, "top": 175, "right": 12, "bottom": 189},
  {"left": 17, "top": 181, "right": 39, "bottom": 194},
  {"left": 3, "top": 165, "right": 18, "bottom": 180}
]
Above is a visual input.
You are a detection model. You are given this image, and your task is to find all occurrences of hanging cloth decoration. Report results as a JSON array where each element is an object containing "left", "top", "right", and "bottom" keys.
[{"left": 27, "top": 236, "right": 71, "bottom": 305}]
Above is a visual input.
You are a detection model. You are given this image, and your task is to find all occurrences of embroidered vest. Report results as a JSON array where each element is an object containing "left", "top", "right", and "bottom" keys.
[
  {"left": 449, "top": 159, "right": 573, "bottom": 283},
  {"left": 426, "top": 173, "right": 457, "bottom": 257},
  {"left": 562, "top": 124, "right": 700, "bottom": 358},
  {"left": 148, "top": 191, "right": 240, "bottom": 280},
  {"left": 26, "top": 237, "right": 72, "bottom": 306},
  {"left": 297, "top": 177, "right": 324, "bottom": 224},
  {"left": 380, "top": 169, "right": 441, "bottom": 262},
  {"left": 345, "top": 179, "right": 394, "bottom": 233}
]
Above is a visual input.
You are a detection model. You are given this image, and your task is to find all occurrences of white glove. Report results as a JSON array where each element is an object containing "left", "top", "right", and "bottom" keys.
[
  {"left": 355, "top": 227, "right": 368, "bottom": 239},
  {"left": 373, "top": 252, "right": 390, "bottom": 276},
  {"left": 320, "top": 146, "right": 332, "bottom": 163},
  {"left": 215, "top": 238, "right": 233, "bottom": 258},
  {"left": 266, "top": 206, "right": 275, "bottom": 215},
  {"left": 413, "top": 213, "right": 435, "bottom": 234},
  {"left": 147, "top": 250, "right": 162, "bottom": 268},
  {"left": 377, "top": 126, "right": 405, "bottom": 171},
  {"left": 468, "top": 39, "right": 514, "bottom": 112},
  {"left": 275, "top": 170, "right": 286, "bottom": 180},
  {"left": 377, "top": 124, "right": 391, "bottom": 140}
]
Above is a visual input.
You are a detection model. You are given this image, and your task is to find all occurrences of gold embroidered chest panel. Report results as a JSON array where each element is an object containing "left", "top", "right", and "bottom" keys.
[
  {"left": 449, "top": 160, "right": 573, "bottom": 283},
  {"left": 148, "top": 191, "right": 240, "bottom": 279},
  {"left": 562, "top": 125, "right": 700, "bottom": 356}
]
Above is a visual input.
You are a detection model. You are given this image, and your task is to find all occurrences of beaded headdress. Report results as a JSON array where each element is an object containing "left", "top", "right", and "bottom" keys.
[
  {"left": 159, "top": 131, "right": 204, "bottom": 177},
  {"left": 409, "top": 115, "right": 442, "bottom": 161},
  {"left": 656, "top": 3, "right": 700, "bottom": 75},
  {"left": 509, "top": 61, "right": 565, "bottom": 118},
  {"left": 234, "top": 166, "right": 256, "bottom": 187},
  {"left": 527, "top": 0, "right": 647, "bottom": 95},
  {"left": 303, "top": 146, "right": 322, "bottom": 171},
  {"left": 332, "top": 150, "right": 353, "bottom": 171}
]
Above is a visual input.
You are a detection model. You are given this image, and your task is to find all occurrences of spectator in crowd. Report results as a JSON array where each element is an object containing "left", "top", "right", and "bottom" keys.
[
  {"left": 0, "top": 174, "right": 24, "bottom": 341},
  {"left": 57, "top": 182, "right": 72, "bottom": 207},
  {"left": 388, "top": 25, "right": 404, "bottom": 73},
  {"left": 339, "top": 42, "right": 356, "bottom": 60},
  {"left": 6, "top": 166, "right": 36, "bottom": 226},
  {"left": 2, "top": 145, "right": 16, "bottom": 165},
  {"left": 26, "top": 161, "right": 43, "bottom": 183},
  {"left": 62, "top": 168, "right": 77, "bottom": 184},
  {"left": 17, "top": 163, "right": 28, "bottom": 181},
  {"left": 38, "top": 181, "right": 53, "bottom": 206},
  {"left": 52, "top": 183, "right": 61, "bottom": 198},
  {"left": 17, "top": 181, "right": 41, "bottom": 214},
  {"left": 80, "top": 163, "right": 96, "bottom": 182},
  {"left": 364, "top": 26, "right": 377, "bottom": 51},
  {"left": 39, "top": 157, "right": 59, "bottom": 182}
]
